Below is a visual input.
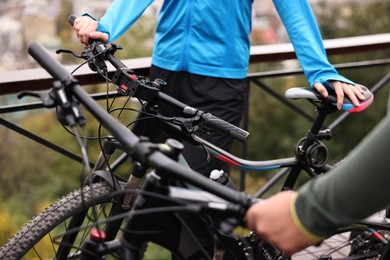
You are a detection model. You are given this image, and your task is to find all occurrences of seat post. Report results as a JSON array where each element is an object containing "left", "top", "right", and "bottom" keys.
[{"left": 302, "top": 105, "right": 333, "bottom": 152}]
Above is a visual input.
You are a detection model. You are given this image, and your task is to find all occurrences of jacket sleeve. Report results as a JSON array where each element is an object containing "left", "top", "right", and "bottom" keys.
[
  {"left": 293, "top": 114, "right": 390, "bottom": 238},
  {"left": 97, "top": 0, "right": 155, "bottom": 43},
  {"left": 272, "top": 0, "right": 354, "bottom": 88}
]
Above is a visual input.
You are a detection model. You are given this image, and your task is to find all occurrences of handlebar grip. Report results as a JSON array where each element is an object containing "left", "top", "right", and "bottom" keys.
[
  {"left": 28, "top": 43, "right": 73, "bottom": 82},
  {"left": 203, "top": 113, "right": 249, "bottom": 143},
  {"left": 68, "top": 14, "right": 77, "bottom": 26}
]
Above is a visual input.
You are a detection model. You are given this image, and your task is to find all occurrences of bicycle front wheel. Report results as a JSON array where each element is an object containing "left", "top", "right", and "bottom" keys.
[{"left": 0, "top": 181, "right": 126, "bottom": 260}]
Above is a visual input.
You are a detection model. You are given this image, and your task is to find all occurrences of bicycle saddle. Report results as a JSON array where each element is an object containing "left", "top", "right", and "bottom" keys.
[{"left": 285, "top": 85, "right": 374, "bottom": 112}]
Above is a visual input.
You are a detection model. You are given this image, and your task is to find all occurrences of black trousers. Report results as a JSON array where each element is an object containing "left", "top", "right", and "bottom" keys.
[{"left": 149, "top": 65, "right": 248, "bottom": 177}]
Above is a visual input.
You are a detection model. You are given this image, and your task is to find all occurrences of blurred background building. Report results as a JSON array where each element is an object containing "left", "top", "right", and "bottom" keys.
[{"left": 0, "top": 0, "right": 378, "bottom": 71}]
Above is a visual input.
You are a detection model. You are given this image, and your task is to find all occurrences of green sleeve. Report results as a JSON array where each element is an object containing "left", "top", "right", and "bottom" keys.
[{"left": 295, "top": 115, "right": 390, "bottom": 238}]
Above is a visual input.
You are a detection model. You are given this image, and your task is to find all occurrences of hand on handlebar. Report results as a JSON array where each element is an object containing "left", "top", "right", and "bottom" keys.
[
  {"left": 73, "top": 16, "right": 108, "bottom": 45},
  {"left": 245, "top": 191, "right": 318, "bottom": 256},
  {"left": 314, "top": 81, "right": 366, "bottom": 110}
]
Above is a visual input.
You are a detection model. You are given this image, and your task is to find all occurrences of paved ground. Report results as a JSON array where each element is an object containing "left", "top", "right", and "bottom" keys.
[
  {"left": 292, "top": 232, "right": 351, "bottom": 259},
  {"left": 292, "top": 211, "right": 388, "bottom": 259}
]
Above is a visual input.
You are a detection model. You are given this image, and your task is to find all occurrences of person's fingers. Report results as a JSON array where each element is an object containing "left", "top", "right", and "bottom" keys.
[
  {"left": 73, "top": 17, "right": 82, "bottom": 40},
  {"left": 316, "top": 81, "right": 366, "bottom": 110},
  {"left": 351, "top": 84, "right": 366, "bottom": 101},
  {"left": 245, "top": 201, "right": 262, "bottom": 230},
  {"left": 331, "top": 81, "right": 366, "bottom": 108},
  {"left": 245, "top": 191, "right": 319, "bottom": 255},
  {"left": 90, "top": 32, "right": 109, "bottom": 43},
  {"left": 343, "top": 84, "right": 360, "bottom": 107},
  {"left": 74, "top": 20, "right": 88, "bottom": 44},
  {"left": 313, "top": 82, "right": 328, "bottom": 97},
  {"left": 329, "top": 81, "right": 345, "bottom": 110},
  {"left": 82, "top": 22, "right": 97, "bottom": 44},
  {"left": 265, "top": 221, "right": 315, "bottom": 255},
  {"left": 73, "top": 17, "right": 98, "bottom": 45}
]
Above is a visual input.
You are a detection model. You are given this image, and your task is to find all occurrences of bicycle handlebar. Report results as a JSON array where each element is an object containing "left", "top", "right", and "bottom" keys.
[
  {"left": 27, "top": 42, "right": 253, "bottom": 208},
  {"left": 28, "top": 43, "right": 141, "bottom": 152},
  {"left": 202, "top": 112, "right": 249, "bottom": 141},
  {"left": 68, "top": 14, "right": 77, "bottom": 26}
]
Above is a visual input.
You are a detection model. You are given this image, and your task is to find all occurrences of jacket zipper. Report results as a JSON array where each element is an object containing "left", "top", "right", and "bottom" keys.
[{"left": 181, "top": 0, "right": 194, "bottom": 71}]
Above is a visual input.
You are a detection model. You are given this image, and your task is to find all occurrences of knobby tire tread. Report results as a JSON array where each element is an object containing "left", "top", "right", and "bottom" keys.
[{"left": 0, "top": 181, "right": 125, "bottom": 260}]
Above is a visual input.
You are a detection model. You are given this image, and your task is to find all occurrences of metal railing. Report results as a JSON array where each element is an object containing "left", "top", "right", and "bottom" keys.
[{"left": 1, "top": 33, "right": 390, "bottom": 191}]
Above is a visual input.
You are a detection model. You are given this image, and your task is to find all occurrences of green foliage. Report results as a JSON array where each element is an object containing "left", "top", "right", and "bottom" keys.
[
  {"left": 0, "top": 207, "right": 25, "bottom": 245},
  {"left": 144, "top": 243, "right": 172, "bottom": 259},
  {"left": 56, "top": 0, "right": 83, "bottom": 65},
  {"left": 316, "top": 0, "right": 390, "bottom": 38}
]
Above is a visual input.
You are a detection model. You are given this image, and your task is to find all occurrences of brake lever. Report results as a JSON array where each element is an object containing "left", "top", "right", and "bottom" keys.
[
  {"left": 56, "top": 43, "right": 108, "bottom": 73},
  {"left": 172, "top": 116, "right": 201, "bottom": 134},
  {"left": 56, "top": 48, "right": 84, "bottom": 59},
  {"left": 17, "top": 90, "right": 56, "bottom": 108}
]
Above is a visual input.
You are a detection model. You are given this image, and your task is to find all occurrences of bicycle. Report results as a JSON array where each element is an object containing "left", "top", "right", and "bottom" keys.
[{"left": 0, "top": 39, "right": 386, "bottom": 259}]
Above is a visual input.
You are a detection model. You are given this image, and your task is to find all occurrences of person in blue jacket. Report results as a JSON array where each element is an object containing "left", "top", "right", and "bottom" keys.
[
  {"left": 73, "top": 0, "right": 365, "bottom": 178},
  {"left": 74, "top": 0, "right": 364, "bottom": 254},
  {"left": 73, "top": 1, "right": 368, "bottom": 257}
]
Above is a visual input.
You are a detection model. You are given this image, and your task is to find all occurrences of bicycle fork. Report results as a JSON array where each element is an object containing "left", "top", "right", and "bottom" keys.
[{"left": 55, "top": 138, "right": 147, "bottom": 259}]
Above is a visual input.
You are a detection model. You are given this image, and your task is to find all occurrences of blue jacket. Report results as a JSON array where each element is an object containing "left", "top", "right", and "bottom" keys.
[{"left": 96, "top": 0, "right": 353, "bottom": 86}]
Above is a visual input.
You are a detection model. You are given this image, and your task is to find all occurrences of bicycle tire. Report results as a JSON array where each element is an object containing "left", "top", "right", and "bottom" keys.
[
  {"left": 2, "top": 180, "right": 387, "bottom": 260},
  {"left": 0, "top": 181, "right": 126, "bottom": 260}
]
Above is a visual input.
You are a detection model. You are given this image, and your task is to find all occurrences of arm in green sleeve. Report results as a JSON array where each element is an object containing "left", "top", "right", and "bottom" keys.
[
  {"left": 295, "top": 115, "right": 390, "bottom": 237},
  {"left": 272, "top": 0, "right": 354, "bottom": 88},
  {"left": 97, "top": 0, "right": 155, "bottom": 43}
]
